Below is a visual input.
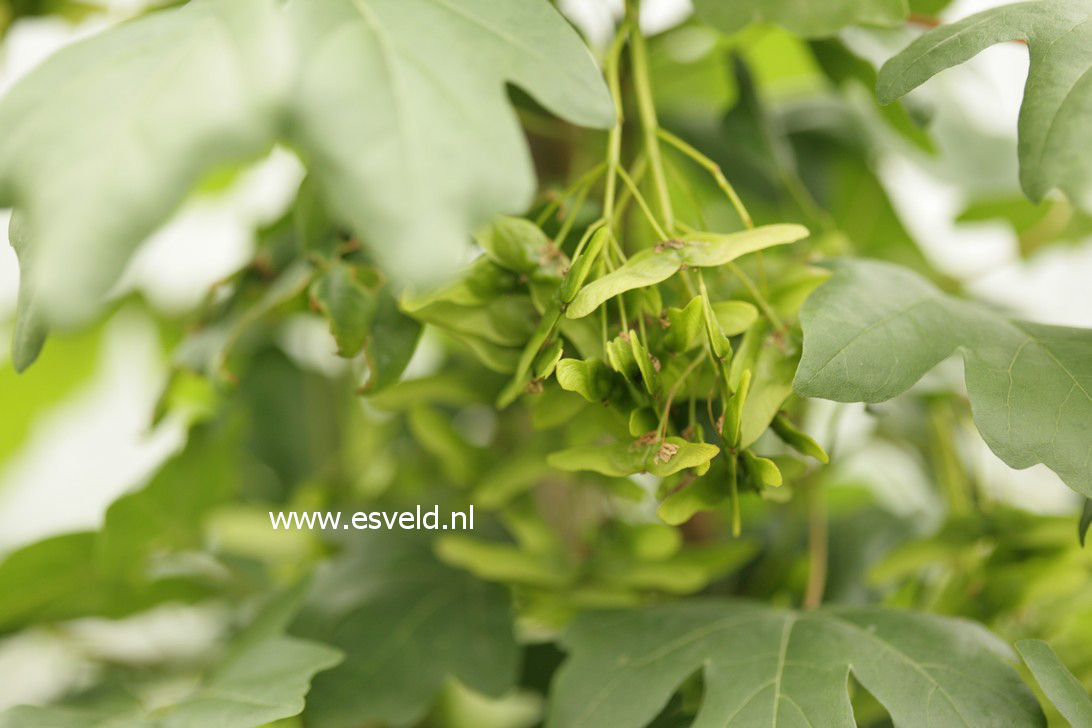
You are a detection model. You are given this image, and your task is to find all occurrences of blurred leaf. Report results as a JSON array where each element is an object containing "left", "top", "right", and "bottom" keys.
[
  {"left": 359, "top": 290, "right": 422, "bottom": 393},
  {"left": 1017, "top": 639, "right": 1092, "bottom": 728},
  {"left": 550, "top": 600, "right": 1044, "bottom": 727},
  {"left": 795, "top": 259, "right": 1092, "bottom": 498},
  {"left": 309, "top": 262, "right": 378, "bottom": 357},
  {"left": 1080, "top": 499, "right": 1092, "bottom": 547},
  {"left": 0, "top": 324, "right": 99, "bottom": 465},
  {"left": 285, "top": 0, "right": 613, "bottom": 285},
  {"left": 437, "top": 535, "right": 570, "bottom": 588},
  {"left": 658, "top": 473, "right": 727, "bottom": 525},
  {"left": 174, "top": 260, "right": 316, "bottom": 381},
  {"left": 0, "top": 585, "right": 341, "bottom": 728},
  {"left": 0, "top": 533, "right": 194, "bottom": 635},
  {"left": 237, "top": 348, "right": 344, "bottom": 501},
  {"left": 695, "top": 0, "right": 907, "bottom": 38},
  {"left": 98, "top": 424, "right": 241, "bottom": 578},
  {"left": 294, "top": 534, "right": 518, "bottom": 727},
  {"left": 566, "top": 225, "right": 808, "bottom": 319},
  {"left": 878, "top": 1, "right": 1092, "bottom": 214},
  {"left": 0, "top": 0, "right": 613, "bottom": 329},
  {"left": 957, "top": 196, "right": 1092, "bottom": 258},
  {"left": 0, "top": 423, "right": 241, "bottom": 633},
  {"left": 7, "top": 212, "right": 46, "bottom": 371},
  {"left": 712, "top": 300, "right": 758, "bottom": 337},
  {"left": 411, "top": 297, "right": 536, "bottom": 348},
  {"left": 809, "top": 38, "right": 935, "bottom": 153}
]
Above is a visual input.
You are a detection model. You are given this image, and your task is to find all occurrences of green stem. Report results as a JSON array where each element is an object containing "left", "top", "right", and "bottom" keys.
[
  {"left": 534, "top": 162, "right": 606, "bottom": 228},
  {"left": 728, "top": 455, "right": 741, "bottom": 537},
  {"left": 803, "top": 480, "right": 827, "bottom": 609},
  {"left": 657, "top": 127, "right": 753, "bottom": 229},
  {"left": 658, "top": 355, "right": 703, "bottom": 439},
  {"left": 612, "top": 154, "right": 647, "bottom": 239},
  {"left": 626, "top": 0, "right": 674, "bottom": 232},
  {"left": 553, "top": 180, "right": 594, "bottom": 249},
  {"left": 617, "top": 164, "right": 668, "bottom": 240},
  {"left": 603, "top": 25, "right": 628, "bottom": 225}
]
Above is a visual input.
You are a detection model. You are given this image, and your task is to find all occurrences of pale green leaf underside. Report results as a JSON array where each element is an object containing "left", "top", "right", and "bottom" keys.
[
  {"left": 878, "top": 0, "right": 1092, "bottom": 212},
  {"left": 694, "top": 0, "right": 907, "bottom": 38},
  {"left": 1016, "top": 639, "right": 1092, "bottom": 727},
  {"left": 550, "top": 600, "right": 1043, "bottom": 727},
  {"left": 794, "top": 259, "right": 1092, "bottom": 498},
  {"left": 0, "top": 0, "right": 613, "bottom": 330}
]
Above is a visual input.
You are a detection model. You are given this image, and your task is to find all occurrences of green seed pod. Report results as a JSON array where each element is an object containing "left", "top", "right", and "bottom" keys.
[
  {"left": 741, "top": 449, "right": 782, "bottom": 487},
  {"left": 771, "top": 413, "right": 829, "bottom": 463},
  {"left": 723, "top": 369, "right": 751, "bottom": 450},
  {"left": 532, "top": 338, "right": 564, "bottom": 380},
  {"left": 560, "top": 226, "right": 609, "bottom": 303}
]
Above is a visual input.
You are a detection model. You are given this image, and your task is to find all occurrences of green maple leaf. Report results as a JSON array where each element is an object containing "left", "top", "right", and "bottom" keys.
[
  {"left": 794, "top": 259, "right": 1092, "bottom": 498},
  {"left": 694, "top": 0, "right": 907, "bottom": 38},
  {"left": 0, "top": 0, "right": 612, "bottom": 337},
  {"left": 292, "top": 533, "right": 519, "bottom": 727},
  {"left": 549, "top": 599, "right": 1043, "bottom": 727},
  {"left": 879, "top": 0, "right": 1092, "bottom": 213}
]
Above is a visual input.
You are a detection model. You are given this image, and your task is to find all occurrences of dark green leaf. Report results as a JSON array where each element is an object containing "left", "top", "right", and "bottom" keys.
[{"left": 294, "top": 534, "right": 518, "bottom": 727}]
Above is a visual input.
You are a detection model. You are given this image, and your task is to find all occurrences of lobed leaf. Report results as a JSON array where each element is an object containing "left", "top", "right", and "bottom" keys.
[
  {"left": 550, "top": 600, "right": 1044, "bottom": 727},
  {"left": 878, "top": 0, "right": 1092, "bottom": 213},
  {"left": 795, "top": 259, "right": 1092, "bottom": 498},
  {"left": 0, "top": 0, "right": 613, "bottom": 331}
]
